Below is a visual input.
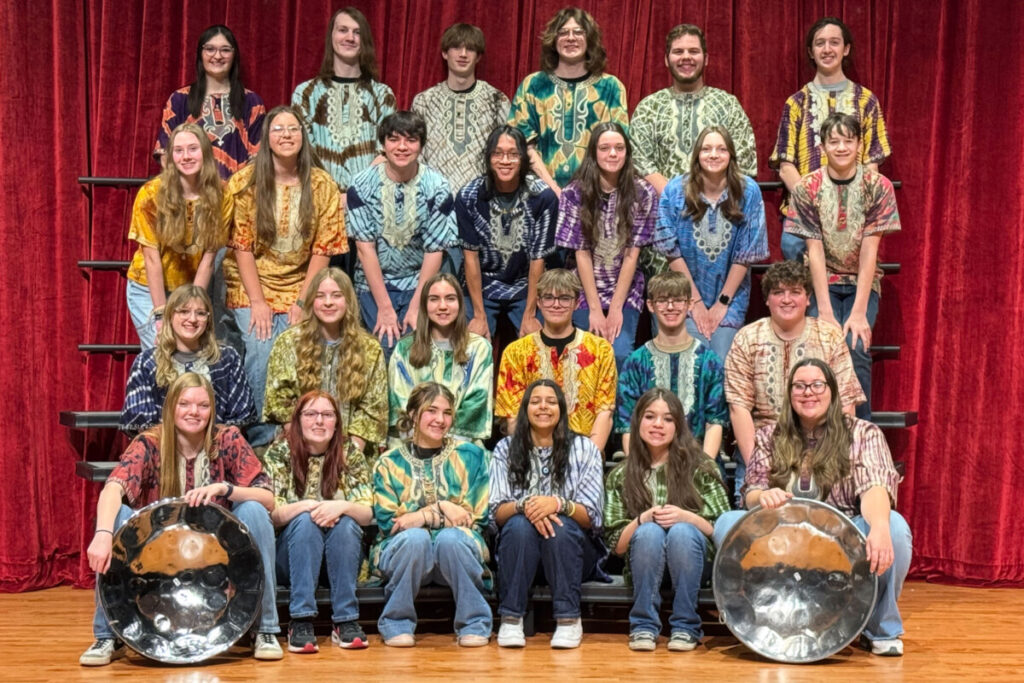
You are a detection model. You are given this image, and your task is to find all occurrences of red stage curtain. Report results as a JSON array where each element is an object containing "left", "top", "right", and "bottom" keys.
[{"left": 2, "top": 0, "right": 1021, "bottom": 590}]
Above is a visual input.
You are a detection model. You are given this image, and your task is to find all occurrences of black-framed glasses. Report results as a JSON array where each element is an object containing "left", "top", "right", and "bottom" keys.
[{"left": 791, "top": 381, "right": 828, "bottom": 395}]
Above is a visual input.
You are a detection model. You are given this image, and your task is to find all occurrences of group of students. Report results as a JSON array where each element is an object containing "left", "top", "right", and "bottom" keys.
[{"left": 85, "top": 3, "right": 912, "bottom": 667}]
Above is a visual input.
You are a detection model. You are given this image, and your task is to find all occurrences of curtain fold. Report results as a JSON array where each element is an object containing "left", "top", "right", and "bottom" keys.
[{"left": 0, "top": 0, "right": 1019, "bottom": 590}]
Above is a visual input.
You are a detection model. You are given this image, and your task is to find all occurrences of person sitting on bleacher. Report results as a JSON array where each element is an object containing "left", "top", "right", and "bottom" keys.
[
  {"left": 223, "top": 105, "right": 347, "bottom": 448},
  {"left": 82, "top": 372, "right": 281, "bottom": 665},
  {"left": 724, "top": 260, "right": 864, "bottom": 503},
  {"left": 121, "top": 284, "right": 254, "bottom": 432},
  {"left": 616, "top": 271, "right": 727, "bottom": 459},
  {"left": 370, "top": 382, "right": 492, "bottom": 648},
  {"left": 127, "top": 122, "right": 227, "bottom": 349},
  {"left": 603, "top": 388, "right": 729, "bottom": 652},
  {"left": 263, "top": 267, "right": 388, "bottom": 460},
  {"left": 712, "top": 358, "right": 911, "bottom": 656},
  {"left": 262, "top": 390, "right": 374, "bottom": 653},
  {"left": 784, "top": 112, "right": 901, "bottom": 421},
  {"left": 489, "top": 379, "right": 607, "bottom": 649}
]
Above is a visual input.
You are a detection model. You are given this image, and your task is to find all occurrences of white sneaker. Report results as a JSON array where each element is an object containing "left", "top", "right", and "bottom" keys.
[
  {"left": 550, "top": 618, "right": 582, "bottom": 649},
  {"left": 866, "top": 636, "right": 904, "bottom": 656},
  {"left": 79, "top": 638, "right": 125, "bottom": 666},
  {"left": 253, "top": 632, "right": 284, "bottom": 660},
  {"left": 497, "top": 616, "right": 526, "bottom": 648}
]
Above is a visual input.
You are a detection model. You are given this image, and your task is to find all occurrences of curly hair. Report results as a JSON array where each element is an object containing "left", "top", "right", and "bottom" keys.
[
  {"left": 683, "top": 126, "right": 746, "bottom": 224},
  {"left": 293, "top": 267, "right": 369, "bottom": 404},
  {"left": 768, "top": 358, "right": 852, "bottom": 496},
  {"left": 620, "top": 388, "right": 721, "bottom": 517},
  {"left": 284, "top": 390, "right": 348, "bottom": 499},
  {"left": 153, "top": 285, "right": 221, "bottom": 388},
  {"left": 760, "top": 260, "right": 812, "bottom": 300},
  {"left": 155, "top": 123, "right": 225, "bottom": 254},
  {"left": 539, "top": 7, "right": 606, "bottom": 74},
  {"left": 408, "top": 273, "right": 470, "bottom": 368}
]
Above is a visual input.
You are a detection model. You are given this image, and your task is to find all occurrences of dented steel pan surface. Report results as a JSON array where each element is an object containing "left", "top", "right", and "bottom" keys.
[
  {"left": 713, "top": 499, "right": 878, "bottom": 663},
  {"left": 98, "top": 498, "right": 263, "bottom": 664}
]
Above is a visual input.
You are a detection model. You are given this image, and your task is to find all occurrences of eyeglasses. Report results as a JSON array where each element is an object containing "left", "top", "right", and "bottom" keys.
[
  {"left": 300, "top": 410, "right": 337, "bottom": 421},
  {"left": 791, "top": 381, "right": 828, "bottom": 395},
  {"left": 202, "top": 45, "right": 235, "bottom": 57},
  {"left": 173, "top": 308, "right": 210, "bottom": 320},
  {"left": 557, "top": 28, "right": 586, "bottom": 39},
  {"left": 539, "top": 294, "right": 575, "bottom": 307},
  {"left": 270, "top": 125, "right": 302, "bottom": 136},
  {"left": 490, "top": 150, "right": 521, "bottom": 161},
  {"left": 651, "top": 298, "right": 691, "bottom": 310}
]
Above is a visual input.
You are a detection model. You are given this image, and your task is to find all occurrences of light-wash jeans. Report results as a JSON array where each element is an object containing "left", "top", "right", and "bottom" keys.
[
  {"left": 232, "top": 307, "right": 290, "bottom": 447},
  {"left": 357, "top": 287, "right": 416, "bottom": 359},
  {"left": 684, "top": 319, "right": 738, "bottom": 364},
  {"left": 125, "top": 280, "right": 166, "bottom": 350},
  {"left": 713, "top": 508, "right": 911, "bottom": 641},
  {"left": 376, "top": 527, "right": 492, "bottom": 640},
  {"left": 275, "top": 513, "right": 362, "bottom": 623},
  {"left": 93, "top": 500, "right": 279, "bottom": 638},
  {"left": 572, "top": 305, "right": 642, "bottom": 369},
  {"left": 628, "top": 521, "right": 709, "bottom": 638}
]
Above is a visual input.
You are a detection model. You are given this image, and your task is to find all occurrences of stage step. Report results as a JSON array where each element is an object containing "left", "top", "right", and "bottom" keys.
[
  {"left": 750, "top": 262, "right": 900, "bottom": 274},
  {"left": 60, "top": 411, "right": 119, "bottom": 429},
  {"left": 78, "top": 344, "right": 140, "bottom": 354}
]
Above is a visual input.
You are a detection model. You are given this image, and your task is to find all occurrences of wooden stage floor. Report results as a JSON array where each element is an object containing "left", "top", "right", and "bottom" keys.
[{"left": 2, "top": 581, "right": 1021, "bottom": 681}]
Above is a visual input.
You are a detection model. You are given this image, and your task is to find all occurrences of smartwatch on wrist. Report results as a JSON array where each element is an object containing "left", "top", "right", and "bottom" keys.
[{"left": 718, "top": 293, "right": 732, "bottom": 305}]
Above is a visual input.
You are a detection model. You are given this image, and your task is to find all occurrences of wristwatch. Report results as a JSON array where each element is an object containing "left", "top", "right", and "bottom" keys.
[{"left": 718, "top": 293, "right": 732, "bottom": 305}]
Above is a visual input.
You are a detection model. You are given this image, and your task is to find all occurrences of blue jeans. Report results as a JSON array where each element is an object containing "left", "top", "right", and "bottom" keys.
[
  {"left": 276, "top": 513, "right": 363, "bottom": 623},
  {"left": 628, "top": 521, "right": 709, "bottom": 638},
  {"left": 464, "top": 296, "right": 540, "bottom": 338},
  {"left": 125, "top": 280, "right": 166, "bottom": 350},
  {"left": 809, "top": 285, "right": 879, "bottom": 421},
  {"left": 357, "top": 287, "right": 416, "bottom": 359},
  {"left": 684, "top": 319, "right": 738, "bottom": 363},
  {"left": 713, "top": 508, "right": 911, "bottom": 641},
  {"left": 496, "top": 514, "right": 598, "bottom": 619},
  {"left": 376, "top": 527, "right": 492, "bottom": 640},
  {"left": 232, "top": 307, "right": 290, "bottom": 446},
  {"left": 716, "top": 455, "right": 746, "bottom": 509},
  {"left": 780, "top": 222, "right": 807, "bottom": 261},
  {"left": 93, "top": 500, "right": 279, "bottom": 638},
  {"left": 572, "top": 305, "right": 641, "bottom": 369}
]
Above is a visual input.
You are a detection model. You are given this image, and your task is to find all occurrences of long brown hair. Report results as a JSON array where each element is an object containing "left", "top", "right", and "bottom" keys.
[
  {"left": 318, "top": 7, "right": 380, "bottom": 84},
  {"left": 683, "top": 125, "right": 746, "bottom": 224},
  {"left": 294, "top": 267, "right": 369, "bottom": 403},
  {"left": 621, "top": 388, "right": 720, "bottom": 517},
  {"left": 768, "top": 358, "right": 852, "bottom": 496},
  {"left": 156, "top": 372, "right": 218, "bottom": 499},
  {"left": 285, "top": 390, "right": 347, "bottom": 500},
  {"left": 538, "top": 7, "right": 606, "bottom": 75},
  {"left": 155, "top": 123, "right": 225, "bottom": 253},
  {"left": 153, "top": 285, "right": 221, "bottom": 388},
  {"left": 573, "top": 122, "right": 638, "bottom": 253},
  {"left": 241, "top": 105, "right": 316, "bottom": 255},
  {"left": 408, "top": 273, "right": 470, "bottom": 368}
]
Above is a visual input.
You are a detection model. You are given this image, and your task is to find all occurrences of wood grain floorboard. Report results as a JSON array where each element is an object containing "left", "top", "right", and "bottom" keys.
[{"left": 1, "top": 582, "right": 1022, "bottom": 681}]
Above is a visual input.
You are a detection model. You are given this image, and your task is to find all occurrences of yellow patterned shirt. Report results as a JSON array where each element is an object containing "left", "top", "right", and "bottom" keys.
[
  {"left": 127, "top": 177, "right": 228, "bottom": 289},
  {"left": 495, "top": 329, "right": 617, "bottom": 436},
  {"left": 223, "top": 165, "right": 347, "bottom": 312}
]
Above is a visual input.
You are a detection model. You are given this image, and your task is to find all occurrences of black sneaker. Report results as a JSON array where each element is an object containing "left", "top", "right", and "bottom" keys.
[
  {"left": 332, "top": 620, "right": 368, "bottom": 649},
  {"left": 287, "top": 620, "right": 319, "bottom": 654}
]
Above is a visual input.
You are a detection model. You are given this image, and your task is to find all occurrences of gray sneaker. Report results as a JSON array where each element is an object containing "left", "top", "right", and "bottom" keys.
[
  {"left": 254, "top": 632, "right": 284, "bottom": 660},
  {"left": 628, "top": 630, "right": 657, "bottom": 651},
  {"left": 79, "top": 638, "right": 125, "bottom": 666},
  {"left": 667, "top": 631, "right": 699, "bottom": 651},
  {"left": 497, "top": 615, "right": 526, "bottom": 648}
]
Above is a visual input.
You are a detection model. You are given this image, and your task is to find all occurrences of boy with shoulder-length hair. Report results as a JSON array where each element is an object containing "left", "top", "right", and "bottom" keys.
[
  {"left": 616, "top": 271, "right": 727, "bottom": 457},
  {"left": 508, "top": 7, "right": 629, "bottom": 193},
  {"left": 495, "top": 268, "right": 616, "bottom": 450},
  {"left": 347, "top": 111, "right": 459, "bottom": 355},
  {"left": 784, "top": 112, "right": 900, "bottom": 421},
  {"left": 412, "top": 23, "right": 511, "bottom": 194}
]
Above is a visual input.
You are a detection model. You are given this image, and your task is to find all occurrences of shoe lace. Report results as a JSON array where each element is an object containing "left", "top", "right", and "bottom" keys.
[{"left": 257, "top": 633, "right": 278, "bottom": 646}]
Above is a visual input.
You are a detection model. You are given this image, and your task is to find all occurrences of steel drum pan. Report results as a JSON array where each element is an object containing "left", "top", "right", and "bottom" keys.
[
  {"left": 98, "top": 498, "right": 264, "bottom": 664},
  {"left": 713, "top": 499, "right": 878, "bottom": 663}
]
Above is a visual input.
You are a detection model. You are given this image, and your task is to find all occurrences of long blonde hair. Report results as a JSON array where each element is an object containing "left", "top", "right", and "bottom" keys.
[
  {"left": 155, "top": 122, "right": 225, "bottom": 253},
  {"left": 155, "top": 372, "right": 218, "bottom": 499},
  {"left": 768, "top": 359, "right": 852, "bottom": 497},
  {"left": 153, "top": 285, "right": 221, "bottom": 388},
  {"left": 294, "top": 267, "right": 369, "bottom": 403}
]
